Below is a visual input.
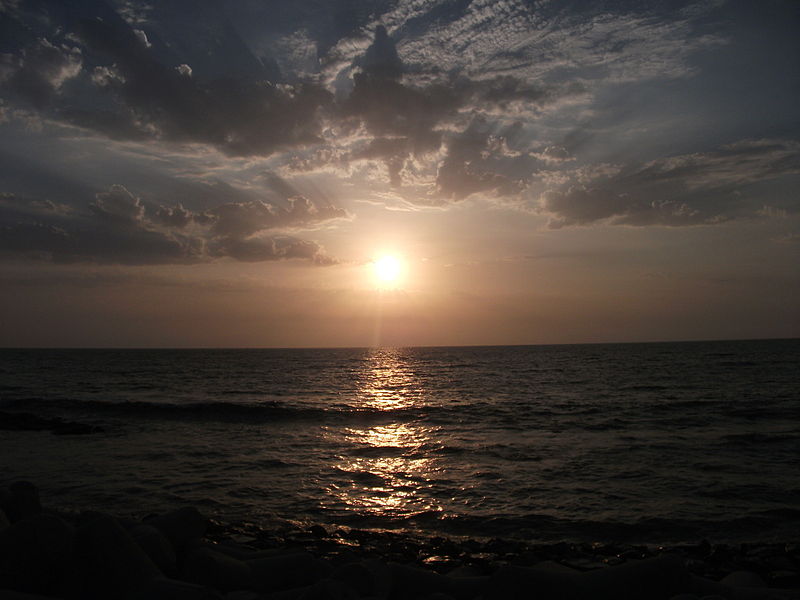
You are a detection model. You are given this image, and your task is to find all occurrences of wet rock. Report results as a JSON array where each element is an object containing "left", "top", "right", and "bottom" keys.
[
  {"left": 129, "top": 524, "right": 177, "bottom": 575},
  {"left": 767, "top": 570, "right": 800, "bottom": 588},
  {"left": 421, "top": 555, "right": 461, "bottom": 572},
  {"left": 309, "top": 525, "right": 328, "bottom": 538},
  {"left": 0, "top": 513, "right": 74, "bottom": 596},
  {"left": 146, "top": 507, "right": 207, "bottom": 553},
  {"left": 183, "top": 547, "right": 253, "bottom": 591}
]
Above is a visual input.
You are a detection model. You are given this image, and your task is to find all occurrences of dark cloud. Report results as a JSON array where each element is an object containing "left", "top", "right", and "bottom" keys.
[
  {"left": 436, "top": 118, "right": 535, "bottom": 200},
  {"left": 210, "top": 235, "right": 335, "bottom": 265},
  {"left": 338, "top": 27, "right": 581, "bottom": 192},
  {"left": 361, "top": 25, "right": 402, "bottom": 80},
  {"left": 90, "top": 183, "right": 145, "bottom": 224},
  {"left": 0, "top": 7, "right": 582, "bottom": 198},
  {"left": 541, "top": 140, "right": 800, "bottom": 227},
  {"left": 0, "top": 184, "right": 342, "bottom": 265},
  {"left": 0, "top": 37, "right": 82, "bottom": 108},
  {"left": 61, "top": 14, "right": 331, "bottom": 155}
]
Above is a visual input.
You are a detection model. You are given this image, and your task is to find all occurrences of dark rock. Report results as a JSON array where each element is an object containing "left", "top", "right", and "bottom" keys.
[
  {"left": 73, "top": 514, "right": 162, "bottom": 598},
  {"left": 388, "top": 563, "right": 453, "bottom": 599},
  {"left": 0, "top": 513, "right": 74, "bottom": 596},
  {"left": 309, "top": 525, "right": 328, "bottom": 538},
  {"left": 247, "top": 551, "right": 332, "bottom": 593},
  {"left": 767, "top": 570, "right": 800, "bottom": 587},
  {"left": 719, "top": 570, "right": 766, "bottom": 588},
  {"left": 129, "top": 524, "right": 177, "bottom": 575},
  {"left": 130, "top": 577, "right": 224, "bottom": 599},
  {"left": 0, "top": 591, "right": 66, "bottom": 599},
  {"left": 421, "top": 555, "right": 461, "bottom": 573},
  {"left": 2, "top": 482, "right": 42, "bottom": 523},
  {"left": 146, "top": 507, "right": 207, "bottom": 552},
  {"left": 332, "top": 558, "right": 391, "bottom": 598},
  {"left": 296, "top": 578, "right": 354, "bottom": 600},
  {"left": 182, "top": 547, "right": 253, "bottom": 591}
]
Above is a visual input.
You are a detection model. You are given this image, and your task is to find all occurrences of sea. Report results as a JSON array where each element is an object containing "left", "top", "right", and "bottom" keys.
[{"left": 1, "top": 339, "right": 799, "bottom": 545}]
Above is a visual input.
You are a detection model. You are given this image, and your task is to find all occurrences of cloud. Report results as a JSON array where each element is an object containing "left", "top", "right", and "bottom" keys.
[
  {"left": 0, "top": 184, "right": 342, "bottom": 266},
  {"left": 540, "top": 139, "right": 800, "bottom": 227},
  {"left": 61, "top": 16, "right": 331, "bottom": 156},
  {"left": 210, "top": 235, "right": 335, "bottom": 265},
  {"left": 0, "top": 38, "right": 82, "bottom": 108}
]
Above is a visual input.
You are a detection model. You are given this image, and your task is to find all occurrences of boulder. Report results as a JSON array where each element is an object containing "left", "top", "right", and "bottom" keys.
[
  {"left": 0, "top": 513, "right": 74, "bottom": 596},
  {"left": 388, "top": 563, "right": 453, "bottom": 599},
  {"left": 720, "top": 571, "right": 767, "bottom": 589},
  {"left": 1, "top": 482, "right": 41, "bottom": 523},
  {"left": 130, "top": 577, "right": 224, "bottom": 600},
  {"left": 0, "top": 591, "right": 66, "bottom": 599},
  {"left": 73, "top": 514, "right": 161, "bottom": 598},
  {"left": 247, "top": 551, "right": 332, "bottom": 593},
  {"left": 183, "top": 547, "right": 253, "bottom": 591},
  {"left": 129, "top": 524, "right": 178, "bottom": 575},
  {"left": 146, "top": 507, "right": 207, "bottom": 552},
  {"left": 332, "top": 559, "right": 391, "bottom": 598}
]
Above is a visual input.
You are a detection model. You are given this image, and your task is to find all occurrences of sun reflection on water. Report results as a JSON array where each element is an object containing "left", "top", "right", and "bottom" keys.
[{"left": 323, "top": 349, "right": 444, "bottom": 520}]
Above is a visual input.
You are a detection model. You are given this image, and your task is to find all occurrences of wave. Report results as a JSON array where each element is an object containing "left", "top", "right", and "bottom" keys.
[
  {"left": 0, "top": 397, "right": 443, "bottom": 424},
  {"left": 330, "top": 507, "right": 800, "bottom": 544}
]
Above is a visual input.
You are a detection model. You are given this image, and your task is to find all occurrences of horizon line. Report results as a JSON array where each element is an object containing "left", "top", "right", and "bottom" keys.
[{"left": 1, "top": 336, "right": 797, "bottom": 352}]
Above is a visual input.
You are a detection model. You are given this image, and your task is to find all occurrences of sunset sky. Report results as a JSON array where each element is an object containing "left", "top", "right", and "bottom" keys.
[{"left": 1, "top": 0, "right": 798, "bottom": 347}]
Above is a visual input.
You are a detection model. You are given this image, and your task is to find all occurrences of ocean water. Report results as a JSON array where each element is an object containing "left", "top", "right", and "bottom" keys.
[{"left": 1, "top": 339, "right": 799, "bottom": 545}]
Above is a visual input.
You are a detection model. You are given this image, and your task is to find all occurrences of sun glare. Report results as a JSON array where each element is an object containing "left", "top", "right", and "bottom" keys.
[{"left": 373, "top": 255, "right": 403, "bottom": 285}]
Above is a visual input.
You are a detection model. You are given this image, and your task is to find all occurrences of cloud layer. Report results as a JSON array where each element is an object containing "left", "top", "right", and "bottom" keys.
[
  {"left": 0, "top": 0, "right": 798, "bottom": 276},
  {"left": 0, "top": 182, "right": 344, "bottom": 265}
]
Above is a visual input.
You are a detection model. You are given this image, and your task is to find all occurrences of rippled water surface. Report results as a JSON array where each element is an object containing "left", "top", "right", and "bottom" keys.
[{"left": 1, "top": 340, "right": 799, "bottom": 543}]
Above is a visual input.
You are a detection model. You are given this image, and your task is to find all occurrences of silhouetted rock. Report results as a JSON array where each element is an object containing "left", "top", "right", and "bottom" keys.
[
  {"left": 146, "top": 507, "right": 207, "bottom": 552},
  {"left": 0, "top": 513, "right": 74, "bottom": 596},
  {"left": 129, "top": 523, "right": 177, "bottom": 575},
  {"left": 183, "top": 547, "right": 253, "bottom": 591},
  {"left": 73, "top": 514, "right": 162, "bottom": 598},
  {"left": 247, "top": 551, "right": 332, "bottom": 593},
  {"left": 131, "top": 577, "right": 223, "bottom": 599},
  {"left": 0, "top": 481, "right": 41, "bottom": 523}
]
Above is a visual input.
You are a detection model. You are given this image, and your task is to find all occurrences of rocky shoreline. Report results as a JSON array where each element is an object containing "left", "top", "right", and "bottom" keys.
[{"left": 1, "top": 481, "right": 799, "bottom": 600}]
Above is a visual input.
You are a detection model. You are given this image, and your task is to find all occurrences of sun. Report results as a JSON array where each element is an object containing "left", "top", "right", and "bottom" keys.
[{"left": 373, "top": 254, "right": 403, "bottom": 285}]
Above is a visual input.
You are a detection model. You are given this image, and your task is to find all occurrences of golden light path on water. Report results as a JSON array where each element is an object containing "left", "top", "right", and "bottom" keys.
[{"left": 323, "top": 349, "right": 444, "bottom": 520}]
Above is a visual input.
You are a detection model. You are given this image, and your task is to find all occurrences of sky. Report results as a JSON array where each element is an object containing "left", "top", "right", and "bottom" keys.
[{"left": 0, "top": 0, "right": 798, "bottom": 348}]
